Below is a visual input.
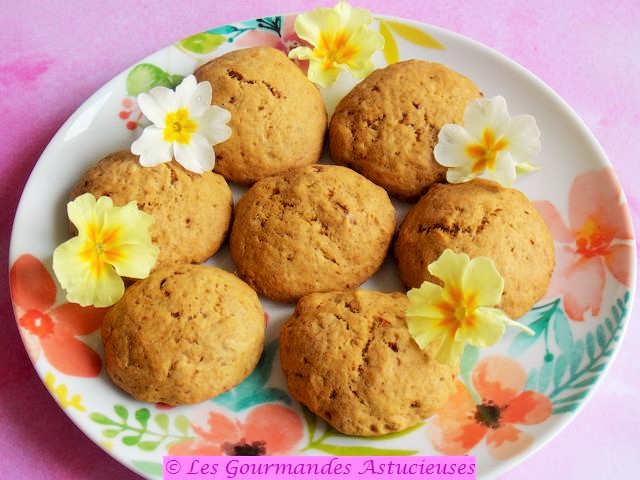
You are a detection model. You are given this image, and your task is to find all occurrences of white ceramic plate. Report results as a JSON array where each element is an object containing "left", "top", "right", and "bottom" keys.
[{"left": 9, "top": 14, "right": 635, "bottom": 479}]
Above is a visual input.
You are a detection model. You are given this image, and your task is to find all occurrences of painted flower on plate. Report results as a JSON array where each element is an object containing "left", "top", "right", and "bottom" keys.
[
  {"left": 52, "top": 193, "right": 158, "bottom": 307},
  {"left": 429, "top": 356, "right": 552, "bottom": 459},
  {"left": 434, "top": 96, "right": 541, "bottom": 186},
  {"left": 238, "top": 15, "right": 310, "bottom": 73},
  {"left": 288, "top": 1, "right": 384, "bottom": 87},
  {"left": 534, "top": 168, "right": 633, "bottom": 321},
  {"left": 406, "top": 249, "right": 533, "bottom": 366},
  {"left": 10, "top": 254, "right": 105, "bottom": 376},
  {"left": 168, "top": 404, "right": 303, "bottom": 456},
  {"left": 131, "top": 75, "right": 232, "bottom": 173}
]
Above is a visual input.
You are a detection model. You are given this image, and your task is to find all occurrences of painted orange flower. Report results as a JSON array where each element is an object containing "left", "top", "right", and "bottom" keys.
[
  {"left": 10, "top": 254, "right": 106, "bottom": 377},
  {"left": 535, "top": 168, "right": 633, "bottom": 321},
  {"left": 169, "top": 404, "right": 303, "bottom": 456},
  {"left": 429, "top": 356, "right": 551, "bottom": 460}
]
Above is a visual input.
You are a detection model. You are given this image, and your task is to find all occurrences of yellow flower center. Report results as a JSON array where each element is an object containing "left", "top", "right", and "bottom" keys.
[
  {"left": 315, "top": 29, "right": 358, "bottom": 69},
  {"left": 575, "top": 217, "right": 614, "bottom": 258},
  {"left": 78, "top": 222, "right": 123, "bottom": 278},
  {"left": 163, "top": 108, "right": 198, "bottom": 144},
  {"left": 465, "top": 128, "right": 509, "bottom": 173}
]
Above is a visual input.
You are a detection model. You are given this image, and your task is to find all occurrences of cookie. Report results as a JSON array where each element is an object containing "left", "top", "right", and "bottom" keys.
[
  {"left": 229, "top": 165, "right": 396, "bottom": 303},
  {"left": 195, "top": 46, "right": 327, "bottom": 184},
  {"left": 329, "top": 60, "right": 481, "bottom": 201},
  {"left": 102, "top": 264, "right": 265, "bottom": 404},
  {"left": 70, "top": 150, "right": 233, "bottom": 269},
  {"left": 395, "top": 179, "right": 555, "bottom": 318},
  {"left": 280, "top": 290, "right": 457, "bottom": 436}
]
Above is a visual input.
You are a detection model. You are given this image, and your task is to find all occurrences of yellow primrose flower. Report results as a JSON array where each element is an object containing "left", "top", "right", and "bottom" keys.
[
  {"left": 289, "top": 1, "right": 384, "bottom": 87},
  {"left": 406, "top": 249, "right": 533, "bottom": 367},
  {"left": 131, "top": 75, "right": 232, "bottom": 174},
  {"left": 434, "top": 96, "right": 541, "bottom": 187},
  {"left": 52, "top": 193, "right": 159, "bottom": 307}
]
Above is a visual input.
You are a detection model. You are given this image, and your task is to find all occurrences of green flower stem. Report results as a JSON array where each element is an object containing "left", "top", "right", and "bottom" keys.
[
  {"left": 300, "top": 429, "right": 333, "bottom": 452},
  {"left": 110, "top": 422, "right": 193, "bottom": 441}
]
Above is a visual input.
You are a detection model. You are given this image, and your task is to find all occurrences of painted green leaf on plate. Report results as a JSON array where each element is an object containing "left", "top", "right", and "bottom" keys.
[{"left": 179, "top": 32, "right": 225, "bottom": 54}]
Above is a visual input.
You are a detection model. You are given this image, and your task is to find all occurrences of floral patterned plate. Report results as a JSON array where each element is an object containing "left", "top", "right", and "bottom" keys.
[{"left": 9, "top": 14, "right": 635, "bottom": 480}]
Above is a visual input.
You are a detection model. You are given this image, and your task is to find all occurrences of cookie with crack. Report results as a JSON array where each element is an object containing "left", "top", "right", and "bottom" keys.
[
  {"left": 329, "top": 60, "right": 481, "bottom": 201},
  {"left": 395, "top": 179, "right": 555, "bottom": 318},
  {"left": 280, "top": 290, "right": 457, "bottom": 436},
  {"left": 102, "top": 264, "right": 265, "bottom": 404},
  {"left": 70, "top": 150, "right": 232, "bottom": 270},
  {"left": 229, "top": 165, "right": 396, "bottom": 303},
  {"left": 195, "top": 46, "right": 327, "bottom": 184}
]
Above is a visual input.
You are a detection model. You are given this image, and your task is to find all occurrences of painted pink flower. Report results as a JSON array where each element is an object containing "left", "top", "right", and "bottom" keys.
[
  {"left": 535, "top": 168, "right": 633, "bottom": 321},
  {"left": 237, "top": 15, "right": 309, "bottom": 73},
  {"left": 429, "top": 356, "right": 552, "bottom": 460},
  {"left": 10, "top": 254, "right": 106, "bottom": 376},
  {"left": 169, "top": 404, "right": 303, "bottom": 456}
]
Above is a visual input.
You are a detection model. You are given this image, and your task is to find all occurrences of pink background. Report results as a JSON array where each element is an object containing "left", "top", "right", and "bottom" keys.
[{"left": 1, "top": 0, "right": 639, "bottom": 478}]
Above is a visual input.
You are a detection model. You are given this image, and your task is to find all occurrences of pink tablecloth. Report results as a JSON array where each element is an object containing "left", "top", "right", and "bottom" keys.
[{"left": 1, "top": 1, "right": 638, "bottom": 478}]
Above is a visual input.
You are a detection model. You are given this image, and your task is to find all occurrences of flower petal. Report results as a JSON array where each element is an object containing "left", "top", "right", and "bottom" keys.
[
  {"left": 174, "top": 135, "right": 214, "bottom": 173},
  {"left": 197, "top": 106, "right": 232, "bottom": 146},
  {"left": 428, "top": 381, "right": 487, "bottom": 455},
  {"left": 463, "top": 256, "right": 504, "bottom": 306},
  {"left": 406, "top": 282, "right": 444, "bottom": 309},
  {"left": 569, "top": 168, "right": 632, "bottom": 240},
  {"left": 464, "top": 96, "right": 510, "bottom": 139},
  {"left": 503, "top": 114, "right": 541, "bottom": 165},
  {"left": 486, "top": 424, "right": 533, "bottom": 460},
  {"left": 52, "top": 236, "right": 125, "bottom": 307},
  {"left": 103, "top": 201, "right": 158, "bottom": 278},
  {"left": 446, "top": 167, "right": 478, "bottom": 184},
  {"left": 288, "top": 45, "right": 314, "bottom": 61},
  {"left": 406, "top": 314, "right": 451, "bottom": 350},
  {"left": 434, "top": 334, "right": 466, "bottom": 366},
  {"left": 458, "top": 307, "right": 506, "bottom": 348},
  {"left": 434, "top": 124, "right": 477, "bottom": 168},
  {"left": 192, "top": 412, "right": 240, "bottom": 444},
  {"left": 294, "top": 8, "right": 338, "bottom": 45},
  {"left": 472, "top": 356, "right": 526, "bottom": 406},
  {"left": 605, "top": 244, "right": 634, "bottom": 286},
  {"left": 9, "top": 254, "right": 56, "bottom": 312},
  {"left": 428, "top": 249, "right": 470, "bottom": 291},
  {"left": 131, "top": 126, "right": 173, "bottom": 167},
  {"left": 51, "top": 303, "right": 107, "bottom": 336},
  {"left": 335, "top": 1, "right": 373, "bottom": 29},
  {"left": 502, "top": 390, "right": 552, "bottom": 425},
  {"left": 40, "top": 332, "right": 101, "bottom": 377},
  {"left": 562, "top": 255, "right": 605, "bottom": 321},
  {"left": 488, "top": 151, "right": 517, "bottom": 187},
  {"left": 243, "top": 404, "right": 303, "bottom": 455},
  {"left": 177, "top": 75, "right": 213, "bottom": 118},
  {"left": 66, "top": 193, "right": 103, "bottom": 235},
  {"left": 137, "top": 86, "right": 177, "bottom": 127},
  {"left": 532, "top": 200, "right": 575, "bottom": 243},
  {"left": 168, "top": 440, "right": 223, "bottom": 456},
  {"left": 306, "top": 58, "right": 342, "bottom": 88}
]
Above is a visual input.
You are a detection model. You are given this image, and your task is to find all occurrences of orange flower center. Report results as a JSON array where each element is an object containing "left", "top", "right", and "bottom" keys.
[
  {"left": 19, "top": 309, "right": 54, "bottom": 338},
  {"left": 575, "top": 217, "right": 614, "bottom": 258},
  {"left": 316, "top": 29, "right": 358, "bottom": 68},
  {"left": 474, "top": 400, "right": 502, "bottom": 429},
  {"left": 436, "top": 288, "right": 479, "bottom": 330},
  {"left": 79, "top": 222, "right": 124, "bottom": 278},
  {"left": 465, "top": 128, "right": 509, "bottom": 173}
]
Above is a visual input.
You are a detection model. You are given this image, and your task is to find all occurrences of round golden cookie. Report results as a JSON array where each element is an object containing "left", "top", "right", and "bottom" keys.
[
  {"left": 194, "top": 46, "right": 327, "bottom": 185},
  {"left": 229, "top": 165, "right": 396, "bottom": 303},
  {"left": 329, "top": 60, "right": 481, "bottom": 201},
  {"left": 395, "top": 179, "right": 555, "bottom": 319},
  {"left": 102, "top": 264, "right": 265, "bottom": 404},
  {"left": 280, "top": 290, "right": 457, "bottom": 436},
  {"left": 70, "top": 150, "right": 232, "bottom": 270}
]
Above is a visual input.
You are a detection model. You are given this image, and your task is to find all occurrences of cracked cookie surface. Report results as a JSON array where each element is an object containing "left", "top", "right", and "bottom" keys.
[
  {"left": 279, "top": 290, "right": 457, "bottom": 436},
  {"left": 395, "top": 179, "right": 555, "bottom": 318},
  {"left": 329, "top": 60, "right": 481, "bottom": 201},
  {"left": 229, "top": 165, "right": 396, "bottom": 303},
  {"left": 195, "top": 46, "right": 327, "bottom": 184},
  {"left": 70, "top": 150, "right": 233, "bottom": 270},
  {"left": 102, "top": 264, "right": 265, "bottom": 405}
]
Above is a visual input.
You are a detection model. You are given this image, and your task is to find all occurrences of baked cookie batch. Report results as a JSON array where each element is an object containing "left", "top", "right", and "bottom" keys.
[{"left": 72, "top": 47, "right": 554, "bottom": 436}]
